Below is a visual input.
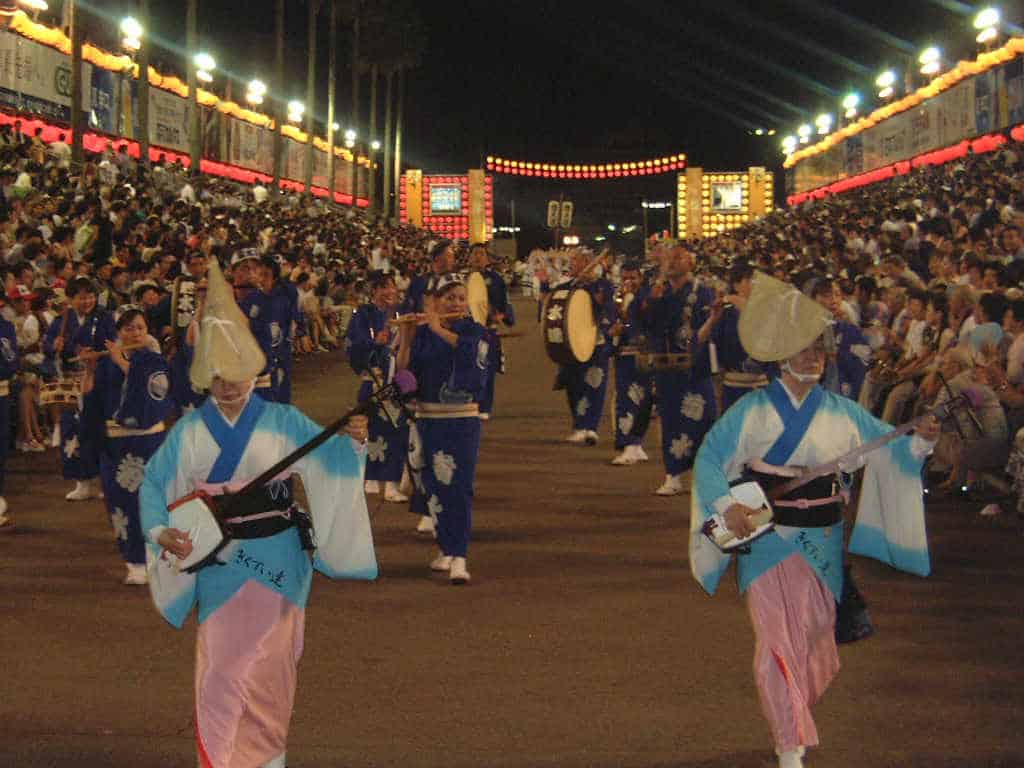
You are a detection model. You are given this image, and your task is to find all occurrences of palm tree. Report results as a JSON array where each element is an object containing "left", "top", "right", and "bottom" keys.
[
  {"left": 303, "top": 0, "right": 322, "bottom": 195},
  {"left": 358, "top": 0, "right": 425, "bottom": 219}
]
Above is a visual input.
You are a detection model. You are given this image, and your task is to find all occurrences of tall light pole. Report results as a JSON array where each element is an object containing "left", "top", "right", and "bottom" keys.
[
  {"left": 326, "top": 0, "right": 337, "bottom": 203},
  {"left": 303, "top": 0, "right": 320, "bottom": 196},
  {"left": 367, "top": 63, "right": 378, "bottom": 214},
  {"left": 393, "top": 67, "right": 404, "bottom": 224},
  {"left": 187, "top": 0, "right": 200, "bottom": 176},
  {"left": 68, "top": 0, "right": 84, "bottom": 166},
  {"left": 349, "top": 3, "right": 360, "bottom": 205},
  {"left": 382, "top": 68, "right": 394, "bottom": 220},
  {"left": 272, "top": 0, "right": 284, "bottom": 195},
  {"left": 136, "top": 2, "right": 150, "bottom": 166}
]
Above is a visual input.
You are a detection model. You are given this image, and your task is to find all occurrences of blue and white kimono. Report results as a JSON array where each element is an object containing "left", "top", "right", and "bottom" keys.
[
  {"left": 558, "top": 278, "right": 615, "bottom": 433},
  {"left": 612, "top": 286, "right": 653, "bottom": 450},
  {"left": 823, "top": 320, "right": 872, "bottom": 401},
  {"left": 346, "top": 302, "right": 409, "bottom": 483},
  {"left": 689, "top": 379, "right": 931, "bottom": 599},
  {"left": 406, "top": 318, "right": 487, "bottom": 558},
  {"left": 237, "top": 287, "right": 276, "bottom": 401},
  {"left": 140, "top": 393, "right": 377, "bottom": 629},
  {"left": 88, "top": 350, "right": 174, "bottom": 566},
  {"left": 0, "top": 319, "right": 18, "bottom": 497},
  {"left": 140, "top": 394, "right": 375, "bottom": 766},
  {"left": 711, "top": 305, "right": 775, "bottom": 412},
  {"left": 43, "top": 310, "right": 117, "bottom": 481},
  {"left": 639, "top": 279, "right": 717, "bottom": 476}
]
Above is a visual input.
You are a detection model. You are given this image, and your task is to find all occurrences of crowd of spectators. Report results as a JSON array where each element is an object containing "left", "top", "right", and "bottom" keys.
[
  {"left": 684, "top": 139, "right": 1024, "bottom": 518},
  {"left": 0, "top": 118, "right": 491, "bottom": 456}
]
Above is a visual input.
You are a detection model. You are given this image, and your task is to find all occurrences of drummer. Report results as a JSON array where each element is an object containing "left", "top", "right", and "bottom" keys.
[
  {"left": 638, "top": 243, "right": 717, "bottom": 495},
  {"left": 43, "top": 276, "right": 117, "bottom": 502},
  {"left": 610, "top": 260, "right": 653, "bottom": 466},
  {"left": 556, "top": 249, "right": 616, "bottom": 446},
  {"left": 469, "top": 244, "right": 513, "bottom": 421}
]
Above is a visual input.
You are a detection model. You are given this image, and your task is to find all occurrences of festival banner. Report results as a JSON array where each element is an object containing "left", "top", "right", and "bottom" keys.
[
  {"left": 0, "top": 30, "right": 92, "bottom": 123},
  {"left": 975, "top": 69, "right": 997, "bottom": 134},
  {"left": 1005, "top": 58, "right": 1024, "bottom": 126},
  {"left": 228, "top": 116, "right": 273, "bottom": 175},
  {"left": 88, "top": 66, "right": 117, "bottom": 134},
  {"left": 908, "top": 103, "right": 937, "bottom": 156},
  {"left": 845, "top": 135, "right": 864, "bottom": 177},
  {"left": 132, "top": 85, "right": 189, "bottom": 153}
]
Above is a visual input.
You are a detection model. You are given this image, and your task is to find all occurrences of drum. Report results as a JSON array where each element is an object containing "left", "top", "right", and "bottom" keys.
[
  {"left": 543, "top": 287, "right": 597, "bottom": 365},
  {"left": 40, "top": 378, "right": 81, "bottom": 409},
  {"left": 466, "top": 272, "right": 489, "bottom": 325}
]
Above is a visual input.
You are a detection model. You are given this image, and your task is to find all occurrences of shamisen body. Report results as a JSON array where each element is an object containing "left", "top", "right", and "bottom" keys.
[
  {"left": 140, "top": 258, "right": 374, "bottom": 768},
  {"left": 688, "top": 273, "right": 939, "bottom": 768}
]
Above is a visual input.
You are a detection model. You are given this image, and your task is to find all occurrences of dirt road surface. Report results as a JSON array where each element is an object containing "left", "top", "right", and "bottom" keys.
[{"left": 3, "top": 299, "right": 1022, "bottom": 767}]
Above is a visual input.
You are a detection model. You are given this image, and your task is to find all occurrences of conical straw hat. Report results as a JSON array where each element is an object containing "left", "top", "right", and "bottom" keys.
[
  {"left": 189, "top": 258, "right": 266, "bottom": 390},
  {"left": 738, "top": 273, "right": 832, "bottom": 362}
]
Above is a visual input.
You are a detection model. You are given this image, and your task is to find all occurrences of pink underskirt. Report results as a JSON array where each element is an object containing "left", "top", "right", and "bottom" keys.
[
  {"left": 195, "top": 580, "right": 305, "bottom": 768},
  {"left": 746, "top": 553, "right": 840, "bottom": 752}
]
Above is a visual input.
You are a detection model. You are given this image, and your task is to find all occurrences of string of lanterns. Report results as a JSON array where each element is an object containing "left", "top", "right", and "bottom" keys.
[
  {"left": 4, "top": 10, "right": 369, "bottom": 166},
  {"left": 485, "top": 154, "right": 685, "bottom": 179}
]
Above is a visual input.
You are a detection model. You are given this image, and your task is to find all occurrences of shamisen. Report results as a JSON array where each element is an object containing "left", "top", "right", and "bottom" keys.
[
  {"left": 139, "top": 256, "right": 376, "bottom": 768},
  {"left": 687, "top": 272, "right": 939, "bottom": 768}
]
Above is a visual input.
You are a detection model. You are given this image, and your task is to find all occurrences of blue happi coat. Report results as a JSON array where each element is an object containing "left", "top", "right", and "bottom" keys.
[
  {"left": 823, "top": 320, "right": 872, "bottom": 401},
  {"left": 406, "top": 318, "right": 487, "bottom": 558},
  {"left": 639, "top": 278, "right": 717, "bottom": 475},
  {"left": 689, "top": 379, "right": 931, "bottom": 599},
  {"left": 346, "top": 302, "right": 408, "bottom": 483},
  {"left": 711, "top": 306, "right": 775, "bottom": 411},
  {"left": 44, "top": 310, "right": 117, "bottom": 480},
  {"left": 265, "top": 280, "right": 302, "bottom": 404},
  {"left": 612, "top": 285, "right": 653, "bottom": 449},
  {"left": 88, "top": 350, "right": 174, "bottom": 565}
]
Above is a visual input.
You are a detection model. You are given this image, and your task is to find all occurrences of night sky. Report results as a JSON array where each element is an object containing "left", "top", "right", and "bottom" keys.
[{"left": 84, "top": 1, "right": 1009, "bottom": 251}]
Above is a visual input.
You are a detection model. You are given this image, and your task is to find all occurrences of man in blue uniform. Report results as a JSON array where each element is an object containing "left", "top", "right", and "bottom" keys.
[
  {"left": 231, "top": 249, "right": 275, "bottom": 401},
  {"left": 700, "top": 262, "right": 772, "bottom": 411},
  {"left": 346, "top": 272, "right": 409, "bottom": 503},
  {"left": 261, "top": 256, "right": 303, "bottom": 405},
  {"left": 609, "top": 261, "right": 653, "bottom": 465},
  {"left": 556, "top": 250, "right": 615, "bottom": 446},
  {"left": 43, "top": 277, "right": 117, "bottom": 501},
  {"left": 638, "top": 244, "right": 717, "bottom": 495},
  {"left": 401, "top": 240, "right": 454, "bottom": 315}
]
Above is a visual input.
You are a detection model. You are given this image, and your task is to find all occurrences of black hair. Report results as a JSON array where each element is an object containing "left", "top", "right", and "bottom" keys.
[
  {"left": 67, "top": 276, "right": 97, "bottom": 298},
  {"left": 115, "top": 308, "right": 147, "bottom": 331},
  {"left": 979, "top": 291, "right": 1008, "bottom": 324}
]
